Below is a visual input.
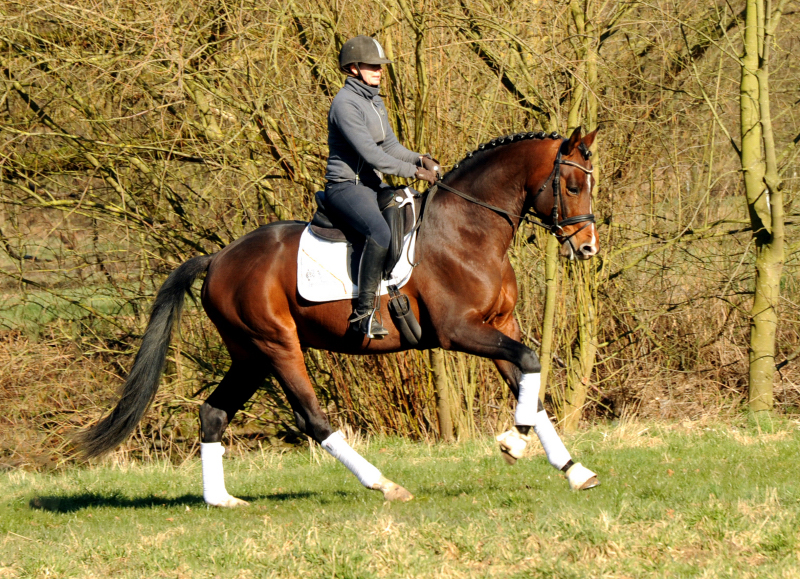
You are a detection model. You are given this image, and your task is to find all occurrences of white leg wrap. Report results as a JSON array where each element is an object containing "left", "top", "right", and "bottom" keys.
[
  {"left": 565, "top": 463, "right": 599, "bottom": 490},
  {"left": 321, "top": 431, "right": 382, "bottom": 489},
  {"left": 497, "top": 427, "right": 531, "bottom": 463},
  {"left": 514, "top": 373, "right": 541, "bottom": 426},
  {"left": 201, "top": 442, "right": 235, "bottom": 506},
  {"left": 533, "top": 410, "right": 572, "bottom": 470}
]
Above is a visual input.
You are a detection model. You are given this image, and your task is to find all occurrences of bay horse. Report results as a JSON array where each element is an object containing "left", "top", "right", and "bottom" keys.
[{"left": 80, "top": 126, "right": 601, "bottom": 505}]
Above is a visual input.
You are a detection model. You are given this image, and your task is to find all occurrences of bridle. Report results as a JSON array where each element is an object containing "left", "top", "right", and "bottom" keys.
[{"left": 432, "top": 140, "right": 596, "bottom": 251}]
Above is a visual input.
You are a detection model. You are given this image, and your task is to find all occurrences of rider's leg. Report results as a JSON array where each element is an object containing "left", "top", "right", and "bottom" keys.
[
  {"left": 324, "top": 181, "right": 392, "bottom": 338},
  {"left": 351, "top": 237, "right": 389, "bottom": 337}
]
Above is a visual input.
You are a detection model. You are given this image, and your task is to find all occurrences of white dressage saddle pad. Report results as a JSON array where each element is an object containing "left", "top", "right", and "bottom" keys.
[{"left": 297, "top": 190, "right": 418, "bottom": 303}]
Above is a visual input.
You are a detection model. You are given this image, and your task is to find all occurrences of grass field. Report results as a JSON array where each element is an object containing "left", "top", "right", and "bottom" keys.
[{"left": 2, "top": 420, "right": 800, "bottom": 578}]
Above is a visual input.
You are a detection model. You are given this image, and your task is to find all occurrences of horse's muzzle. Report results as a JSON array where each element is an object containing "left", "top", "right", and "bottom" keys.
[{"left": 559, "top": 237, "right": 599, "bottom": 260}]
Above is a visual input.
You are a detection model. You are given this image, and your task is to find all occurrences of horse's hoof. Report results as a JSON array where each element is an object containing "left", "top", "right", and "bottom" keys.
[
  {"left": 500, "top": 450, "right": 518, "bottom": 465},
  {"left": 577, "top": 476, "right": 600, "bottom": 490},
  {"left": 497, "top": 428, "right": 530, "bottom": 465},
  {"left": 207, "top": 495, "right": 249, "bottom": 508},
  {"left": 565, "top": 462, "right": 600, "bottom": 491},
  {"left": 374, "top": 477, "right": 414, "bottom": 502}
]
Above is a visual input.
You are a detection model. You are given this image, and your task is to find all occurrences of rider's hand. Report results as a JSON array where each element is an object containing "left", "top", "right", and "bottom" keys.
[
  {"left": 419, "top": 156, "right": 440, "bottom": 179},
  {"left": 414, "top": 166, "right": 437, "bottom": 185}
]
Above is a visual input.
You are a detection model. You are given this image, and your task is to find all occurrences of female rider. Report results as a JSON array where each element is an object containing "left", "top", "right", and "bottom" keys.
[{"left": 324, "top": 35, "right": 439, "bottom": 338}]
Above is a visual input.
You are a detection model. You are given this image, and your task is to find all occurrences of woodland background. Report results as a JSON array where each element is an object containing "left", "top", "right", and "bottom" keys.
[{"left": 0, "top": 0, "right": 798, "bottom": 469}]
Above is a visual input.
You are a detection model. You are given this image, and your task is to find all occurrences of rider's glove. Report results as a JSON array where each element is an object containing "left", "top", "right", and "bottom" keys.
[
  {"left": 414, "top": 166, "right": 437, "bottom": 185},
  {"left": 419, "top": 155, "right": 441, "bottom": 180}
]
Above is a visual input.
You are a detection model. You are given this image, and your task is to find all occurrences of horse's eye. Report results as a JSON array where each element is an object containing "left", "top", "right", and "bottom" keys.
[{"left": 567, "top": 186, "right": 579, "bottom": 196}]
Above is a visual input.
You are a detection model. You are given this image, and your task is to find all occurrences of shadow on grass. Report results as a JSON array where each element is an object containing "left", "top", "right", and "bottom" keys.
[
  {"left": 29, "top": 493, "right": 207, "bottom": 512},
  {"left": 29, "top": 490, "right": 320, "bottom": 512}
]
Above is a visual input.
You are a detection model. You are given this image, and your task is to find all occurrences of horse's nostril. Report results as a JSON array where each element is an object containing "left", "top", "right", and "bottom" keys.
[{"left": 580, "top": 244, "right": 597, "bottom": 256}]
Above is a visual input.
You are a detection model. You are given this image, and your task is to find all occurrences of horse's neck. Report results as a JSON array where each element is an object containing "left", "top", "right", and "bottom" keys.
[{"left": 420, "top": 164, "right": 527, "bottom": 261}]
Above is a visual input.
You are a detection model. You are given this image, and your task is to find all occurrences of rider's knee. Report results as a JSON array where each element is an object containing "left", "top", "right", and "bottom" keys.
[{"left": 368, "top": 223, "right": 391, "bottom": 249}]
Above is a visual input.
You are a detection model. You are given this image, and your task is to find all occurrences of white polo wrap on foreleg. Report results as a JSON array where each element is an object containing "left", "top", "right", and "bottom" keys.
[
  {"left": 201, "top": 442, "right": 234, "bottom": 505},
  {"left": 533, "top": 410, "right": 572, "bottom": 470},
  {"left": 514, "top": 373, "right": 541, "bottom": 425},
  {"left": 321, "top": 431, "right": 382, "bottom": 489}
]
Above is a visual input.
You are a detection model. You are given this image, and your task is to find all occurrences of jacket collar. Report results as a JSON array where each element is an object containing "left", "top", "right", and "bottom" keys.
[{"left": 344, "top": 77, "right": 380, "bottom": 100}]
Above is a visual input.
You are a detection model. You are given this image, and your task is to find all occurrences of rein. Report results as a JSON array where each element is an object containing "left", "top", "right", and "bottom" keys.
[{"left": 431, "top": 143, "right": 596, "bottom": 249}]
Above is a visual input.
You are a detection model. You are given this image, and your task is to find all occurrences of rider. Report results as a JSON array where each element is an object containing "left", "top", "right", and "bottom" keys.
[{"left": 324, "top": 35, "right": 439, "bottom": 338}]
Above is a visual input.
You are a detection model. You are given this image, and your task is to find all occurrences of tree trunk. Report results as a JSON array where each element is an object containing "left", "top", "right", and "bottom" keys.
[
  {"left": 740, "top": 0, "right": 786, "bottom": 416},
  {"left": 397, "top": 0, "right": 428, "bottom": 152},
  {"left": 560, "top": 0, "right": 600, "bottom": 430},
  {"left": 562, "top": 261, "right": 599, "bottom": 431},
  {"left": 429, "top": 349, "right": 454, "bottom": 441},
  {"left": 538, "top": 234, "right": 561, "bottom": 402}
]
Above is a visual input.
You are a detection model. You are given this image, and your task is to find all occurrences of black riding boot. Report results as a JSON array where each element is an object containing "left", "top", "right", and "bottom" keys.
[{"left": 350, "top": 237, "right": 389, "bottom": 338}]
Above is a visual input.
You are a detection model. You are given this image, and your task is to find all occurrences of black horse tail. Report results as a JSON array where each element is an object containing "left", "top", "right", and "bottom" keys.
[{"left": 79, "top": 254, "right": 214, "bottom": 458}]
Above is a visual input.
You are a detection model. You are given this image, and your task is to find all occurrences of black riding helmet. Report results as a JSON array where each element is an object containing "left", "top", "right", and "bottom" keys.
[{"left": 338, "top": 35, "right": 392, "bottom": 74}]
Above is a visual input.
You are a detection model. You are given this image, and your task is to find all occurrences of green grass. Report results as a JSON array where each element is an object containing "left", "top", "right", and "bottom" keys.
[
  {"left": 0, "top": 287, "right": 139, "bottom": 332},
  {"left": 2, "top": 421, "right": 800, "bottom": 578}
]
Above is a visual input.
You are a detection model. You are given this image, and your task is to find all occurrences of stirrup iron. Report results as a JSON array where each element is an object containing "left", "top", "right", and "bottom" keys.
[{"left": 349, "top": 303, "right": 388, "bottom": 339}]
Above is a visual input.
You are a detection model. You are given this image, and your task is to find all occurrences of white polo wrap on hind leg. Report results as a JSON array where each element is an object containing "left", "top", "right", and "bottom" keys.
[
  {"left": 533, "top": 410, "right": 572, "bottom": 470},
  {"left": 321, "top": 431, "right": 382, "bottom": 489},
  {"left": 201, "top": 442, "right": 235, "bottom": 505},
  {"left": 514, "top": 373, "right": 541, "bottom": 425}
]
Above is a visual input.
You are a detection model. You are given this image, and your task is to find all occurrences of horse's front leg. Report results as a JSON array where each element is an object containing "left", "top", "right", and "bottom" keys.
[{"left": 448, "top": 316, "right": 598, "bottom": 490}]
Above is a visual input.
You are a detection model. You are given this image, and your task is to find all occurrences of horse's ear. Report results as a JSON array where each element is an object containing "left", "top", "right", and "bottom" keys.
[
  {"left": 566, "top": 126, "right": 583, "bottom": 152},
  {"left": 582, "top": 127, "right": 599, "bottom": 149}
]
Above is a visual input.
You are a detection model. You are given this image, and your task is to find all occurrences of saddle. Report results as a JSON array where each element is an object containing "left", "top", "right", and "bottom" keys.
[
  {"left": 310, "top": 186, "right": 421, "bottom": 278},
  {"left": 308, "top": 186, "right": 424, "bottom": 346}
]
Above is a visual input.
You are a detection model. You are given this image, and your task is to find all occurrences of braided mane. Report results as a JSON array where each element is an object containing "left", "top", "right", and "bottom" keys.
[{"left": 441, "top": 130, "right": 563, "bottom": 182}]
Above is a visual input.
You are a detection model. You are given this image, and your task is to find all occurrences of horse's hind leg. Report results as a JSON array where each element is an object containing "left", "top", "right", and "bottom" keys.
[
  {"left": 263, "top": 338, "right": 413, "bottom": 502},
  {"left": 199, "top": 361, "right": 265, "bottom": 507}
]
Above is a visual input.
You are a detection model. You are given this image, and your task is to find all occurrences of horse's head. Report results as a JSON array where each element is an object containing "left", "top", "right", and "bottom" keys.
[{"left": 527, "top": 127, "right": 599, "bottom": 260}]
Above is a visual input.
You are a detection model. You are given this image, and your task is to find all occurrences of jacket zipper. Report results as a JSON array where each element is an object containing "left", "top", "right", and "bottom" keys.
[
  {"left": 370, "top": 101, "right": 386, "bottom": 141},
  {"left": 356, "top": 100, "right": 385, "bottom": 184}
]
